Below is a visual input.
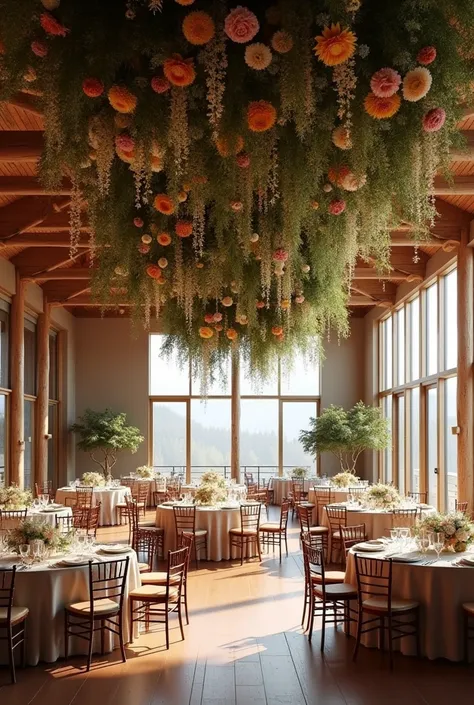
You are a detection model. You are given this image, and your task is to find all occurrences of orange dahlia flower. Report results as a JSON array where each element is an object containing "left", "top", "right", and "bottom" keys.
[
  {"left": 154, "top": 194, "right": 175, "bottom": 215},
  {"left": 175, "top": 0, "right": 195, "bottom": 4},
  {"left": 150, "top": 155, "right": 163, "bottom": 173},
  {"left": 82, "top": 78, "right": 104, "bottom": 98},
  {"left": 146, "top": 264, "right": 162, "bottom": 280},
  {"left": 271, "top": 31, "right": 293, "bottom": 54},
  {"left": 226, "top": 328, "right": 238, "bottom": 341},
  {"left": 216, "top": 134, "right": 244, "bottom": 157},
  {"left": 271, "top": 326, "right": 283, "bottom": 336},
  {"left": 108, "top": 85, "right": 137, "bottom": 113},
  {"left": 199, "top": 326, "right": 214, "bottom": 339},
  {"left": 182, "top": 11, "right": 215, "bottom": 46},
  {"left": 163, "top": 54, "right": 196, "bottom": 87},
  {"left": 314, "top": 23, "right": 356, "bottom": 66},
  {"left": 157, "top": 233, "right": 172, "bottom": 246},
  {"left": 175, "top": 220, "right": 193, "bottom": 238},
  {"left": 40, "top": 12, "right": 69, "bottom": 37},
  {"left": 364, "top": 92, "right": 401, "bottom": 119},
  {"left": 116, "top": 148, "right": 135, "bottom": 164},
  {"left": 247, "top": 101, "right": 277, "bottom": 132}
]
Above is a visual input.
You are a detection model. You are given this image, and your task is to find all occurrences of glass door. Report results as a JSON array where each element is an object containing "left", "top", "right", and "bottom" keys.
[
  {"left": 426, "top": 385, "right": 438, "bottom": 508},
  {"left": 151, "top": 401, "right": 187, "bottom": 478}
]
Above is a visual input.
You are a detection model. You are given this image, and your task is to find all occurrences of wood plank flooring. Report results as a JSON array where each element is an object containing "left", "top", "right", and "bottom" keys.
[{"left": 1, "top": 508, "right": 473, "bottom": 705}]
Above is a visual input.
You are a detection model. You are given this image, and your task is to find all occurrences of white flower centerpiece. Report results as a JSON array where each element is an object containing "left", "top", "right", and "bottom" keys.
[
  {"left": 288, "top": 467, "right": 309, "bottom": 480},
  {"left": 362, "top": 483, "right": 401, "bottom": 510},
  {"left": 194, "top": 472, "right": 228, "bottom": 506},
  {"left": 332, "top": 471, "right": 361, "bottom": 488},
  {"left": 7, "top": 519, "right": 73, "bottom": 555},
  {"left": 135, "top": 465, "right": 156, "bottom": 480},
  {"left": 0, "top": 485, "right": 33, "bottom": 510},
  {"left": 81, "top": 471, "right": 105, "bottom": 488},
  {"left": 415, "top": 511, "right": 474, "bottom": 553}
]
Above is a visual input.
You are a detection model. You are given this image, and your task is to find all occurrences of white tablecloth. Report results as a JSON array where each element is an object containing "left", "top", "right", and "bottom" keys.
[
  {"left": 1, "top": 507, "right": 72, "bottom": 530},
  {"left": 155, "top": 505, "right": 257, "bottom": 561},
  {"left": 55, "top": 487, "right": 132, "bottom": 526},
  {"left": 345, "top": 547, "right": 474, "bottom": 661},
  {"left": 0, "top": 548, "right": 140, "bottom": 665},
  {"left": 181, "top": 484, "right": 247, "bottom": 501},
  {"left": 272, "top": 478, "right": 317, "bottom": 505}
]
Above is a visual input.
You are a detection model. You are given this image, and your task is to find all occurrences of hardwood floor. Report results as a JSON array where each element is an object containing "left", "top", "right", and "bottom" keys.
[{"left": 1, "top": 508, "right": 473, "bottom": 705}]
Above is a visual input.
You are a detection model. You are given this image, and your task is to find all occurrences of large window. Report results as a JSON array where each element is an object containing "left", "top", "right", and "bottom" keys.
[
  {"left": 379, "top": 266, "right": 457, "bottom": 510},
  {"left": 149, "top": 335, "right": 320, "bottom": 483}
]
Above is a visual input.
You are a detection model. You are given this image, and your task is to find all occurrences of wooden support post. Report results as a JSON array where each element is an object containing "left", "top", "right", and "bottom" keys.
[
  {"left": 10, "top": 273, "right": 25, "bottom": 487},
  {"left": 34, "top": 303, "right": 51, "bottom": 487},
  {"left": 457, "top": 225, "right": 474, "bottom": 513},
  {"left": 231, "top": 351, "right": 240, "bottom": 483}
]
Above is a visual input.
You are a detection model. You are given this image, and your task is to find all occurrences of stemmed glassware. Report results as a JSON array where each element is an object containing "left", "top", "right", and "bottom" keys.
[
  {"left": 431, "top": 532, "right": 444, "bottom": 560},
  {"left": 19, "top": 544, "right": 33, "bottom": 568}
]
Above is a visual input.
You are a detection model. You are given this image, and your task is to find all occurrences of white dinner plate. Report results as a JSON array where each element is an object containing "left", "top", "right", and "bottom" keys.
[
  {"left": 459, "top": 555, "right": 474, "bottom": 566},
  {"left": 99, "top": 545, "right": 132, "bottom": 554},
  {"left": 40, "top": 504, "right": 64, "bottom": 512},
  {"left": 417, "top": 503, "right": 431, "bottom": 509},
  {"left": 353, "top": 542, "right": 385, "bottom": 552},
  {"left": 390, "top": 553, "right": 420, "bottom": 563},
  {"left": 61, "top": 556, "right": 91, "bottom": 566}
]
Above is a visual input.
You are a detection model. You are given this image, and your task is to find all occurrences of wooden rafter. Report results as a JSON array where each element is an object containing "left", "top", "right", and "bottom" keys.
[
  {"left": 0, "top": 176, "right": 71, "bottom": 196},
  {"left": 0, "top": 131, "right": 43, "bottom": 162}
]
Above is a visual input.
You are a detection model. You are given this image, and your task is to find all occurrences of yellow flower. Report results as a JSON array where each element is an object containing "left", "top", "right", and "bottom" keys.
[
  {"left": 402, "top": 67, "right": 432, "bottom": 102},
  {"left": 364, "top": 92, "right": 401, "bottom": 119},
  {"left": 244, "top": 43, "right": 272, "bottom": 71},
  {"left": 271, "top": 31, "right": 293, "bottom": 54},
  {"left": 314, "top": 23, "right": 356, "bottom": 66}
]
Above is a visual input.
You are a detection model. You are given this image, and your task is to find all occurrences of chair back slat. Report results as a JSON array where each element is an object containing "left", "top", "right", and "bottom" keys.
[
  {"left": 326, "top": 506, "right": 347, "bottom": 532},
  {"left": 167, "top": 547, "right": 187, "bottom": 599},
  {"left": 35, "top": 480, "right": 53, "bottom": 498},
  {"left": 297, "top": 505, "right": 313, "bottom": 534},
  {"left": 279, "top": 500, "right": 290, "bottom": 530},
  {"left": 134, "top": 529, "right": 160, "bottom": 569},
  {"left": 354, "top": 554, "right": 392, "bottom": 605},
  {"left": 314, "top": 489, "right": 334, "bottom": 510},
  {"left": 0, "top": 567, "right": 16, "bottom": 619},
  {"left": 89, "top": 557, "right": 130, "bottom": 609},
  {"left": 72, "top": 504, "right": 101, "bottom": 536},
  {"left": 240, "top": 503, "right": 261, "bottom": 532},
  {"left": 455, "top": 500, "right": 469, "bottom": 514},
  {"left": 173, "top": 505, "right": 196, "bottom": 537},
  {"left": 177, "top": 532, "right": 194, "bottom": 573},
  {"left": 76, "top": 487, "right": 94, "bottom": 509},
  {"left": 0, "top": 508, "right": 27, "bottom": 528},
  {"left": 408, "top": 491, "right": 428, "bottom": 504},
  {"left": 391, "top": 507, "right": 418, "bottom": 528},
  {"left": 341, "top": 523, "right": 366, "bottom": 553}
]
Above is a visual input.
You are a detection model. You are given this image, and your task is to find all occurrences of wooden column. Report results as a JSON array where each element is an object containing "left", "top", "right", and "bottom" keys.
[
  {"left": 230, "top": 351, "right": 240, "bottom": 483},
  {"left": 10, "top": 272, "right": 25, "bottom": 487},
  {"left": 457, "top": 225, "right": 474, "bottom": 512},
  {"left": 34, "top": 302, "right": 51, "bottom": 487}
]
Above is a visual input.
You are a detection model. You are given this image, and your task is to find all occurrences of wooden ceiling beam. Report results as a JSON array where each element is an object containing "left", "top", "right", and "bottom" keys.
[
  {"left": 353, "top": 267, "right": 414, "bottom": 281},
  {"left": 0, "top": 176, "right": 71, "bottom": 196},
  {"left": 5, "top": 93, "right": 43, "bottom": 118},
  {"left": 434, "top": 175, "right": 474, "bottom": 196},
  {"left": 0, "top": 233, "right": 89, "bottom": 248},
  {"left": 24, "top": 267, "right": 93, "bottom": 282},
  {"left": 0, "top": 131, "right": 43, "bottom": 162},
  {"left": 450, "top": 131, "right": 474, "bottom": 161},
  {"left": 0, "top": 196, "right": 70, "bottom": 238}
]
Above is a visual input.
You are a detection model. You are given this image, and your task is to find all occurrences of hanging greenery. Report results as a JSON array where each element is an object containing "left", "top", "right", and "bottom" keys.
[{"left": 1, "top": 0, "right": 473, "bottom": 383}]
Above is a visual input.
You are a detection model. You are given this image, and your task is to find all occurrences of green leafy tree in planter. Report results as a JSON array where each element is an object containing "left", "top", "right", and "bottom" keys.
[
  {"left": 299, "top": 402, "right": 390, "bottom": 474},
  {"left": 71, "top": 409, "right": 144, "bottom": 482}
]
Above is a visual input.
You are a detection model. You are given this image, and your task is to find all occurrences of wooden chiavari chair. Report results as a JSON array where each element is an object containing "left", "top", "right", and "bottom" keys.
[
  {"left": 141, "top": 533, "right": 193, "bottom": 625},
  {"left": 0, "top": 566, "right": 28, "bottom": 684},
  {"left": 173, "top": 505, "right": 207, "bottom": 567},
  {"left": 259, "top": 500, "right": 290, "bottom": 563},
  {"left": 65, "top": 486, "right": 93, "bottom": 509},
  {"left": 341, "top": 523, "right": 368, "bottom": 560},
  {"left": 304, "top": 540, "right": 357, "bottom": 649},
  {"left": 313, "top": 488, "right": 334, "bottom": 524},
  {"left": 0, "top": 509, "right": 27, "bottom": 529},
  {"left": 34, "top": 480, "right": 54, "bottom": 500},
  {"left": 134, "top": 528, "right": 162, "bottom": 574},
  {"left": 325, "top": 506, "right": 347, "bottom": 563},
  {"left": 56, "top": 514, "right": 74, "bottom": 534},
  {"left": 391, "top": 507, "right": 419, "bottom": 529},
  {"left": 347, "top": 486, "right": 366, "bottom": 497},
  {"left": 408, "top": 491, "right": 428, "bottom": 504},
  {"left": 72, "top": 504, "right": 101, "bottom": 537},
  {"left": 297, "top": 505, "right": 329, "bottom": 556},
  {"left": 455, "top": 500, "right": 469, "bottom": 515},
  {"left": 115, "top": 478, "right": 136, "bottom": 524},
  {"left": 291, "top": 484, "right": 314, "bottom": 520},
  {"left": 65, "top": 557, "right": 129, "bottom": 671},
  {"left": 353, "top": 554, "right": 420, "bottom": 670},
  {"left": 244, "top": 472, "right": 254, "bottom": 487},
  {"left": 129, "top": 546, "right": 187, "bottom": 649},
  {"left": 126, "top": 495, "right": 164, "bottom": 557},
  {"left": 153, "top": 476, "right": 167, "bottom": 506},
  {"left": 229, "top": 504, "right": 262, "bottom": 565},
  {"left": 246, "top": 482, "right": 258, "bottom": 499}
]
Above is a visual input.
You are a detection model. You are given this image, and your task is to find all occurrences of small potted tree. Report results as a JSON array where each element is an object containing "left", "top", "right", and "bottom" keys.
[
  {"left": 299, "top": 401, "right": 390, "bottom": 485},
  {"left": 71, "top": 409, "right": 144, "bottom": 483}
]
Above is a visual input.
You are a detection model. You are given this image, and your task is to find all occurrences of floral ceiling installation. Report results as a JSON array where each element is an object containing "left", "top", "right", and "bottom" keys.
[{"left": 1, "top": 0, "right": 474, "bottom": 383}]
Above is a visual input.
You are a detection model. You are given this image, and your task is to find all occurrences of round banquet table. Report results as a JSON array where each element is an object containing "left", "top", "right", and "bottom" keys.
[
  {"left": 0, "top": 548, "right": 140, "bottom": 666},
  {"left": 345, "top": 546, "right": 474, "bottom": 661},
  {"left": 55, "top": 486, "right": 132, "bottom": 526},
  {"left": 308, "top": 488, "right": 359, "bottom": 506},
  {"left": 272, "top": 478, "right": 317, "bottom": 505},
  {"left": 181, "top": 484, "right": 247, "bottom": 501},
  {"left": 155, "top": 504, "right": 257, "bottom": 561},
  {"left": 0, "top": 506, "right": 72, "bottom": 530}
]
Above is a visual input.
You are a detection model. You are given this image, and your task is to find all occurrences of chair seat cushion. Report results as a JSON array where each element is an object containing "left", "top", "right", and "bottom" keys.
[
  {"left": 311, "top": 570, "right": 346, "bottom": 585},
  {"left": 115, "top": 503, "right": 127, "bottom": 509},
  {"left": 138, "top": 562, "right": 151, "bottom": 573},
  {"left": 259, "top": 523, "right": 281, "bottom": 532},
  {"left": 129, "top": 584, "right": 179, "bottom": 600},
  {"left": 331, "top": 530, "right": 341, "bottom": 539},
  {"left": 362, "top": 597, "right": 419, "bottom": 613},
  {"left": 229, "top": 528, "right": 258, "bottom": 536},
  {"left": 66, "top": 598, "right": 119, "bottom": 616},
  {"left": 183, "top": 529, "right": 207, "bottom": 537},
  {"left": 309, "top": 526, "right": 329, "bottom": 535},
  {"left": 141, "top": 571, "right": 181, "bottom": 586},
  {"left": 138, "top": 521, "right": 159, "bottom": 529},
  {"left": 0, "top": 606, "right": 29, "bottom": 625},
  {"left": 314, "top": 583, "right": 357, "bottom": 599}
]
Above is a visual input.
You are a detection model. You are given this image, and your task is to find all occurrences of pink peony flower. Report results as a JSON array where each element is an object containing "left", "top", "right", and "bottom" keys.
[
  {"left": 236, "top": 152, "right": 250, "bottom": 168},
  {"left": 213, "top": 312, "right": 223, "bottom": 322},
  {"left": 422, "top": 107, "right": 446, "bottom": 132},
  {"left": 31, "top": 40, "right": 48, "bottom": 57},
  {"left": 138, "top": 243, "right": 150, "bottom": 254},
  {"left": 133, "top": 217, "right": 144, "bottom": 228},
  {"left": 115, "top": 133, "right": 135, "bottom": 152},
  {"left": 224, "top": 6, "right": 259, "bottom": 44},
  {"left": 272, "top": 248, "right": 289, "bottom": 262},
  {"left": 370, "top": 67, "right": 401, "bottom": 98},
  {"left": 151, "top": 76, "right": 171, "bottom": 94},
  {"left": 417, "top": 46, "right": 437, "bottom": 65},
  {"left": 204, "top": 313, "right": 215, "bottom": 324},
  {"left": 328, "top": 199, "right": 346, "bottom": 215}
]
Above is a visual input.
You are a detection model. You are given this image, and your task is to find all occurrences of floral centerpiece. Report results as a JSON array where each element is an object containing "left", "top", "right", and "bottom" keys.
[
  {"left": 135, "top": 465, "right": 156, "bottom": 480},
  {"left": 415, "top": 511, "right": 474, "bottom": 552},
  {"left": 7, "top": 519, "right": 73, "bottom": 554},
  {"left": 194, "top": 471, "right": 227, "bottom": 505},
  {"left": 332, "top": 471, "right": 361, "bottom": 488},
  {"left": 290, "top": 467, "right": 309, "bottom": 480},
  {"left": 362, "top": 483, "right": 401, "bottom": 510},
  {"left": 81, "top": 472, "right": 105, "bottom": 488},
  {"left": 0, "top": 485, "right": 33, "bottom": 510}
]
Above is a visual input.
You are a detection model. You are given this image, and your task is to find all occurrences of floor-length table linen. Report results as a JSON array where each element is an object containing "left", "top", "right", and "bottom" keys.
[
  {"left": 55, "top": 487, "right": 132, "bottom": 526},
  {"left": 345, "top": 547, "right": 474, "bottom": 661},
  {"left": 0, "top": 548, "right": 141, "bottom": 666},
  {"left": 272, "top": 478, "right": 317, "bottom": 505},
  {"left": 155, "top": 505, "right": 256, "bottom": 561}
]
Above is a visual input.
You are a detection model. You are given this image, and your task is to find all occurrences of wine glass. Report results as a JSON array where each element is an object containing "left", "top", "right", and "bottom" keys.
[
  {"left": 432, "top": 532, "right": 444, "bottom": 560},
  {"left": 19, "top": 544, "right": 32, "bottom": 568}
]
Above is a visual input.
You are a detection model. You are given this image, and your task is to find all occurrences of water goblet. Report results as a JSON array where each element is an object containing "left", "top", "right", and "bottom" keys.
[
  {"left": 432, "top": 532, "right": 444, "bottom": 560},
  {"left": 390, "top": 528, "right": 398, "bottom": 543},
  {"left": 19, "top": 544, "right": 32, "bottom": 568}
]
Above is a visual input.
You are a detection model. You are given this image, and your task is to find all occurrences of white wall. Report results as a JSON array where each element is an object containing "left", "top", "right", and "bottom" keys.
[{"left": 73, "top": 317, "right": 366, "bottom": 480}]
